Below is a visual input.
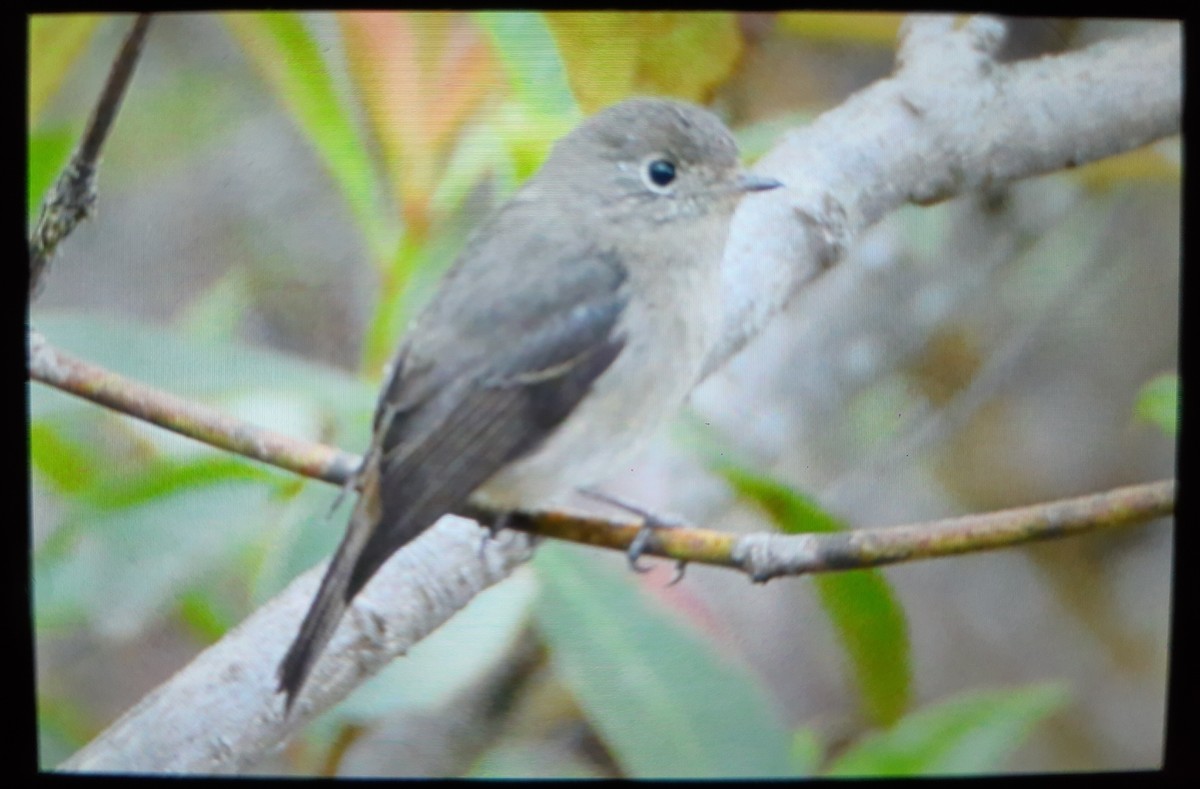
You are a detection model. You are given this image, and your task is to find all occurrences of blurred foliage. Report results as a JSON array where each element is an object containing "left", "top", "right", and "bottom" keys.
[
  {"left": 28, "top": 14, "right": 103, "bottom": 123},
  {"left": 473, "top": 12, "right": 577, "bottom": 118},
  {"left": 469, "top": 742, "right": 605, "bottom": 778},
  {"left": 31, "top": 315, "right": 375, "bottom": 641},
  {"left": 28, "top": 126, "right": 75, "bottom": 220},
  {"left": 718, "top": 465, "right": 912, "bottom": 727},
  {"left": 545, "top": 12, "right": 743, "bottom": 113},
  {"left": 825, "top": 684, "right": 1069, "bottom": 776},
  {"left": 293, "top": 569, "right": 540, "bottom": 773},
  {"left": 533, "top": 543, "right": 800, "bottom": 778},
  {"left": 28, "top": 10, "right": 1175, "bottom": 777},
  {"left": 339, "top": 12, "right": 500, "bottom": 234},
  {"left": 1134, "top": 373, "right": 1178, "bottom": 437},
  {"left": 777, "top": 12, "right": 905, "bottom": 45},
  {"left": 223, "top": 13, "right": 395, "bottom": 264},
  {"left": 531, "top": 542, "right": 1056, "bottom": 778},
  {"left": 1075, "top": 143, "right": 1181, "bottom": 191}
]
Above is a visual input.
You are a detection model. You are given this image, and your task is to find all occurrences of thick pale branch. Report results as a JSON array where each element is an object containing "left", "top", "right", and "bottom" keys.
[
  {"left": 707, "top": 19, "right": 1181, "bottom": 376},
  {"left": 32, "top": 327, "right": 1173, "bottom": 576},
  {"left": 41, "top": 15, "right": 1182, "bottom": 773},
  {"left": 38, "top": 323, "right": 1176, "bottom": 773},
  {"left": 58, "top": 518, "right": 537, "bottom": 774}
]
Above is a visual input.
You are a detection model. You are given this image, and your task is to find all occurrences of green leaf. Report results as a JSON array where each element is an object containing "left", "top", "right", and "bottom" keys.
[
  {"left": 719, "top": 465, "right": 912, "bottom": 726},
  {"left": 1134, "top": 373, "right": 1178, "bottom": 437},
  {"left": 223, "top": 12, "right": 395, "bottom": 261},
  {"left": 29, "top": 421, "right": 104, "bottom": 495},
  {"left": 28, "top": 126, "right": 75, "bottom": 220},
  {"left": 468, "top": 742, "right": 605, "bottom": 779},
  {"left": 790, "top": 727, "right": 824, "bottom": 776},
  {"left": 473, "top": 12, "right": 578, "bottom": 117},
  {"left": 177, "top": 587, "right": 238, "bottom": 642},
  {"left": 814, "top": 571, "right": 909, "bottom": 725},
  {"left": 30, "top": 314, "right": 372, "bottom": 443},
  {"left": 78, "top": 456, "right": 277, "bottom": 510},
  {"left": 175, "top": 268, "right": 255, "bottom": 342},
  {"left": 35, "top": 475, "right": 283, "bottom": 638},
  {"left": 533, "top": 543, "right": 796, "bottom": 778},
  {"left": 719, "top": 464, "right": 845, "bottom": 535},
  {"left": 825, "top": 683, "right": 1070, "bottom": 776}
]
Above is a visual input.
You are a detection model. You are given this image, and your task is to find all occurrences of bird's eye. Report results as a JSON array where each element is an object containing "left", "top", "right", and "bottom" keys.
[{"left": 642, "top": 158, "right": 677, "bottom": 192}]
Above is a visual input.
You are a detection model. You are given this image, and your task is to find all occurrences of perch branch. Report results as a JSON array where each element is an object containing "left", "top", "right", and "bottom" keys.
[{"left": 30, "top": 14, "right": 153, "bottom": 297}]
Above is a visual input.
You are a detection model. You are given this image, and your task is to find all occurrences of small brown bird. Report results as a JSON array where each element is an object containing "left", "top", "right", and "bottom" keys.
[{"left": 277, "top": 97, "right": 782, "bottom": 710}]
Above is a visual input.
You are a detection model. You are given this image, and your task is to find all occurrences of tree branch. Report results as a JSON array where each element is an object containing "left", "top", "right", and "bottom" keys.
[
  {"left": 27, "top": 331, "right": 361, "bottom": 485},
  {"left": 706, "top": 17, "right": 1181, "bottom": 377},
  {"left": 58, "top": 518, "right": 539, "bottom": 774},
  {"left": 41, "top": 16, "right": 1181, "bottom": 773},
  {"left": 29, "top": 14, "right": 153, "bottom": 298},
  {"left": 31, "top": 327, "right": 1175, "bottom": 576},
  {"left": 728, "top": 480, "right": 1174, "bottom": 582},
  {"left": 42, "top": 309, "right": 1175, "bottom": 773}
]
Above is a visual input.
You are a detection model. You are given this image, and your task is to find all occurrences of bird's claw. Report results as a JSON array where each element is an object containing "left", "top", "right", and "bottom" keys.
[
  {"left": 625, "top": 512, "right": 684, "bottom": 574},
  {"left": 627, "top": 522, "right": 657, "bottom": 572},
  {"left": 578, "top": 488, "right": 688, "bottom": 581},
  {"left": 478, "top": 511, "right": 513, "bottom": 559},
  {"left": 667, "top": 559, "right": 688, "bottom": 586}
]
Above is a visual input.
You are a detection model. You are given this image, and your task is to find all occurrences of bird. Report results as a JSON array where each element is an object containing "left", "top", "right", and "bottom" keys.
[{"left": 276, "top": 97, "right": 783, "bottom": 711}]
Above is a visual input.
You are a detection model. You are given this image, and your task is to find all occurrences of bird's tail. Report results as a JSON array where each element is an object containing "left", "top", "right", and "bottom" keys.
[{"left": 276, "top": 478, "right": 379, "bottom": 712}]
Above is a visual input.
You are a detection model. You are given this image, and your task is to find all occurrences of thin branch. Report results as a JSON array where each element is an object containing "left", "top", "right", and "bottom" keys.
[
  {"left": 27, "top": 331, "right": 361, "bottom": 485},
  {"left": 29, "top": 13, "right": 153, "bottom": 298},
  {"left": 729, "top": 480, "right": 1174, "bottom": 582},
  {"left": 54, "top": 467, "right": 1173, "bottom": 774},
  {"left": 41, "top": 16, "right": 1181, "bottom": 772},
  {"left": 31, "top": 328, "right": 1174, "bottom": 576}
]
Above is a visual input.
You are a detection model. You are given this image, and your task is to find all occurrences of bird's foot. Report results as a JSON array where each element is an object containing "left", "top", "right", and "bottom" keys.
[
  {"left": 579, "top": 489, "right": 689, "bottom": 583},
  {"left": 476, "top": 510, "right": 514, "bottom": 560}
]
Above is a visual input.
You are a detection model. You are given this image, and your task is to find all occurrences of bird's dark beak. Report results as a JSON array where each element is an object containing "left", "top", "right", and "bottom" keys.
[{"left": 738, "top": 172, "right": 784, "bottom": 193}]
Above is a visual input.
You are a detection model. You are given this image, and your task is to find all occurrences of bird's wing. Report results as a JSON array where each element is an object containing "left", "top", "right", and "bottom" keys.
[
  {"left": 355, "top": 264, "right": 628, "bottom": 593},
  {"left": 277, "top": 240, "right": 627, "bottom": 707}
]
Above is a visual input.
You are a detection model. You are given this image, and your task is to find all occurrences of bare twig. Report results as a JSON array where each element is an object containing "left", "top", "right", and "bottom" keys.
[
  {"left": 31, "top": 327, "right": 1173, "bottom": 576},
  {"left": 729, "top": 480, "right": 1174, "bottom": 582},
  {"left": 40, "top": 16, "right": 1181, "bottom": 773},
  {"left": 54, "top": 468, "right": 1173, "bottom": 775},
  {"left": 29, "top": 13, "right": 153, "bottom": 298},
  {"left": 27, "top": 331, "right": 361, "bottom": 485}
]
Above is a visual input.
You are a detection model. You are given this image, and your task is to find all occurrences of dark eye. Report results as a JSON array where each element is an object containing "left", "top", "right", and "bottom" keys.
[{"left": 645, "top": 158, "right": 676, "bottom": 188}]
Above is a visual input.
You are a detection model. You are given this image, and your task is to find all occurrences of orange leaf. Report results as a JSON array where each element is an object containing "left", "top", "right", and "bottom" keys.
[{"left": 340, "top": 11, "right": 499, "bottom": 228}]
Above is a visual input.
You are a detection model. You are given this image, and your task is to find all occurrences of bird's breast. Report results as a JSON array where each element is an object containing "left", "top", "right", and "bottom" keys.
[{"left": 471, "top": 246, "right": 724, "bottom": 511}]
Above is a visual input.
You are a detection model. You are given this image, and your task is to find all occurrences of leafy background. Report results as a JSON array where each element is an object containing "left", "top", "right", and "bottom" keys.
[{"left": 29, "top": 13, "right": 1178, "bottom": 776}]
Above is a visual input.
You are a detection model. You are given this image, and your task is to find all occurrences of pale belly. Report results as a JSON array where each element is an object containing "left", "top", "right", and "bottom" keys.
[{"left": 470, "top": 272, "right": 720, "bottom": 511}]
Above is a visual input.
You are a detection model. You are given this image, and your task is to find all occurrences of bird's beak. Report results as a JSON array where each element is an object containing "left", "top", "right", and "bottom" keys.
[{"left": 738, "top": 172, "right": 784, "bottom": 193}]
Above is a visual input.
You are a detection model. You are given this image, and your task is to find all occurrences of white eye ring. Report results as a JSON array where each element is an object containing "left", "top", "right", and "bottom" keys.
[{"left": 640, "top": 155, "right": 678, "bottom": 194}]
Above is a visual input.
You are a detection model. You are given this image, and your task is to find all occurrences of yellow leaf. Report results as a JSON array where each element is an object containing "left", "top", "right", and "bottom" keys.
[
  {"left": 29, "top": 14, "right": 103, "bottom": 125},
  {"left": 546, "top": 12, "right": 742, "bottom": 113},
  {"left": 1074, "top": 143, "right": 1181, "bottom": 191},
  {"left": 777, "top": 12, "right": 905, "bottom": 46}
]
